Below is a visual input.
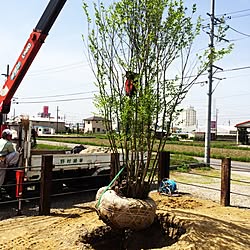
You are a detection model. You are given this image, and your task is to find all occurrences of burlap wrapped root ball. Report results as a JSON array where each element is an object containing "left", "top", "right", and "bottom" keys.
[{"left": 95, "top": 187, "right": 157, "bottom": 231}]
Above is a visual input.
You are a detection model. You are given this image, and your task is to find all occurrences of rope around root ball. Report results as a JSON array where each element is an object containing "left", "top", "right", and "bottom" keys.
[{"left": 95, "top": 187, "right": 157, "bottom": 231}]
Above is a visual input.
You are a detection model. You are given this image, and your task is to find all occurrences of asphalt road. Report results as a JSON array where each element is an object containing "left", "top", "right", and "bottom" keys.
[{"left": 195, "top": 157, "right": 250, "bottom": 175}]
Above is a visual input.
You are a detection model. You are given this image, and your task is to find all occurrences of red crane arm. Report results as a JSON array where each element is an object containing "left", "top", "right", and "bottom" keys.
[
  {"left": 0, "top": 0, "right": 67, "bottom": 114},
  {"left": 0, "top": 31, "right": 47, "bottom": 113}
]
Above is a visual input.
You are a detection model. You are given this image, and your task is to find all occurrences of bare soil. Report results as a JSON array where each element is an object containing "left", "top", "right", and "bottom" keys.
[{"left": 0, "top": 192, "right": 249, "bottom": 250}]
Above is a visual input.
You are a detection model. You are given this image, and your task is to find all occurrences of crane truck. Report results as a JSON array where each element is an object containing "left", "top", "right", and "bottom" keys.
[{"left": 0, "top": 0, "right": 111, "bottom": 197}]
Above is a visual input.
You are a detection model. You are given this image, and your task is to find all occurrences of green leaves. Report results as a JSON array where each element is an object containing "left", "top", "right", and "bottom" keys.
[{"left": 82, "top": 0, "right": 232, "bottom": 198}]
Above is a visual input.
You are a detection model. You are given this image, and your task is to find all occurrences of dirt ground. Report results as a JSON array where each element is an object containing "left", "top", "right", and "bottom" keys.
[{"left": 0, "top": 192, "right": 249, "bottom": 250}]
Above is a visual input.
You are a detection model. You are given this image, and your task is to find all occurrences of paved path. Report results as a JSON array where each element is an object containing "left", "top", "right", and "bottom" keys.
[{"left": 194, "top": 157, "right": 250, "bottom": 176}]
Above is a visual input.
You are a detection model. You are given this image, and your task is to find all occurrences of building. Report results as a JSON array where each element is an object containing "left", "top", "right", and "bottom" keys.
[
  {"left": 176, "top": 106, "right": 197, "bottom": 132},
  {"left": 31, "top": 116, "right": 65, "bottom": 134},
  {"left": 31, "top": 106, "right": 65, "bottom": 134},
  {"left": 6, "top": 114, "right": 65, "bottom": 135},
  {"left": 83, "top": 116, "right": 106, "bottom": 134},
  {"left": 38, "top": 106, "right": 51, "bottom": 118},
  {"left": 65, "top": 122, "right": 84, "bottom": 133},
  {"left": 34, "top": 126, "right": 55, "bottom": 136},
  {"left": 235, "top": 120, "right": 250, "bottom": 145}
]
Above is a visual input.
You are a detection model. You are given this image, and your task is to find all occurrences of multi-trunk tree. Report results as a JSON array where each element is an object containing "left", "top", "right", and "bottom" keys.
[{"left": 83, "top": 0, "right": 232, "bottom": 199}]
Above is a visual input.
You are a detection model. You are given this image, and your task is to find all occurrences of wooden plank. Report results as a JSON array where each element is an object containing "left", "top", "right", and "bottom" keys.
[
  {"left": 158, "top": 151, "right": 170, "bottom": 185},
  {"left": 39, "top": 155, "right": 53, "bottom": 215},
  {"left": 220, "top": 158, "right": 231, "bottom": 206}
]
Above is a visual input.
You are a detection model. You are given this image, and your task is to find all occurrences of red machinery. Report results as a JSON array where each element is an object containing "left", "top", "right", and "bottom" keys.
[{"left": 0, "top": 0, "right": 67, "bottom": 132}]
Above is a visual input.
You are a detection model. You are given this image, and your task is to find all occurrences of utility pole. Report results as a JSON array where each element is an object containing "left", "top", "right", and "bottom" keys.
[
  {"left": 215, "top": 108, "right": 218, "bottom": 138},
  {"left": 204, "top": 0, "right": 215, "bottom": 165},
  {"left": 56, "top": 106, "right": 59, "bottom": 134}
]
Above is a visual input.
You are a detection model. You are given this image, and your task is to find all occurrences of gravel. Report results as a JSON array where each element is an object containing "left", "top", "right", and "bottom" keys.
[{"left": 176, "top": 181, "right": 250, "bottom": 209}]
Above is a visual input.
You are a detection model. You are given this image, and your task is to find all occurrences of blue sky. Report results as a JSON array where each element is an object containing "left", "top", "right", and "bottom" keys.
[
  {"left": 0, "top": 0, "right": 250, "bottom": 126},
  {"left": 184, "top": 0, "right": 250, "bottom": 127}
]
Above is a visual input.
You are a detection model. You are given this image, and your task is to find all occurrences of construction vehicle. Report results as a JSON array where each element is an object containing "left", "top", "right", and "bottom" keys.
[
  {"left": 0, "top": 0, "right": 111, "bottom": 197},
  {"left": 5, "top": 118, "right": 111, "bottom": 193}
]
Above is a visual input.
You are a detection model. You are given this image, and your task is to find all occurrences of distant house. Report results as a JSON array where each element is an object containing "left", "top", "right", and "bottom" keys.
[
  {"left": 30, "top": 117, "right": 65, "bottom": 134},
  {"left": 83, "top": 116, "right": 106, "bottom": 134},
  {"left": 235, "top": 120, "right": 250, "bottom": 145},
  {"left": 7, "top": 115, "right": 65, "bottom": 134},
  {"left": 31, "top": 106, "right": 65, "bottom": 133},
  {"left": 34, "top": 126, "right": 55, "bottom": 136}
]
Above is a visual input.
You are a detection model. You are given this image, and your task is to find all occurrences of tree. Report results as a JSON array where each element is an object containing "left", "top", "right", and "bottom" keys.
[{"left": 82, "top": 0, "right": 232, "bottom": 199}]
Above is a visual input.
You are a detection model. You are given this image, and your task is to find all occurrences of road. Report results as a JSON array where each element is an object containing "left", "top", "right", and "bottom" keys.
[{"left": 195, "top": 157, "right": 250, "bottom": 176}]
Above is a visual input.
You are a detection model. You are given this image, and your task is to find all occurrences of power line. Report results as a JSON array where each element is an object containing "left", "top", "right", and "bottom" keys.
[
  {"left": 16, "top": 90, "right": 98, "bottom": 100},
  {"left": 166, "top": 65, "right": 250, "bottom": 82},
  {"left": 223, "top": 65, "right": 250, "bottom": 72},
  {"left": 228, "top": 25, "right": 250, "bottom": 37},
  {"left": 13, "top": 96, "right": 94, "bottom": 104},
  {"left": 28, "top": 61, "right": 91, "bottom": 76},
  {"left": 13, "top": 65, "right": 250, "bottom": 101},
  {"left": 202, "top": 8, "right": 250, "bottom": 23},
  {"left": 217, "top": 8, "right": 250, "bottom": 17},
  {"left": 230, "top": 36, "right": 250, "bottom": 42},
  {"left": 220, "top": 72, "right": 250, "bottom": 79},
  {"left": 228, "top": 13, "right": 250, "bottom": 19}
]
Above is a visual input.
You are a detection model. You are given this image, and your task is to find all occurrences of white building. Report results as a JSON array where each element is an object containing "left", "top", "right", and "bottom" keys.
[
  {"left": 83, "top": 116, "right": 106, "bottom": 134},
  {"left": 34, "top": 126, "right": 55, "bottom": 136},
  {"left": 176, "top": 106, "right": 197, "bottom": 132},
  {"left": 30, "top": 116, "right": 65, "bottom": 134}
]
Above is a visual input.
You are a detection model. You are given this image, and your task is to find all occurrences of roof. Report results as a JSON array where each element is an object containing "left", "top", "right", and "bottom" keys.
[
  {"left": 235, "top": 120, "right": 250, "bottom": 128},
  {"left": 30, "top": 117, "right": 65, "bottom": 123},
  {"left": 83, "top": 116, "right": 105, "bottom": 121},
  {"left": 7, "top": 116, "right": 65, "bottom": 124}
]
